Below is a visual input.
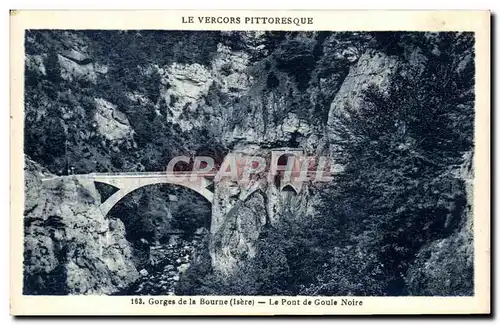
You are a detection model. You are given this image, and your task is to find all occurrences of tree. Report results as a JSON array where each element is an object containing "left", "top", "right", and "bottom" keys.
[
  {"left": 45, "top": 48, "right": 61, "bottom": 83},
  {"left": 322, "top": 33, "right": 474, "bottom": 294}
]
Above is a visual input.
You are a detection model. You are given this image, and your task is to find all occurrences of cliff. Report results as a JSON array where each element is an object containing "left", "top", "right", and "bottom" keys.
[
  {"left": 23, "top": 157, "right": 139, "bottom": 294},
  {"left": 23, "top": 30, "right": 475, "bottom": 295}
]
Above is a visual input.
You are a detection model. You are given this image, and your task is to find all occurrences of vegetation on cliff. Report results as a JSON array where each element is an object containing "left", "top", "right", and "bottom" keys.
[
  {"left": 24, "top": 30, "right": 475, "bottom": 296},
  {"left": 178, "top": 33, "right": 475, "bottom": 296}
]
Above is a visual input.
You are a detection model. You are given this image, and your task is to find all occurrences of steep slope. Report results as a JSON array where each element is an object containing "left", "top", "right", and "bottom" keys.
[
  {"left": 23, "top": 157, "right": 139, "bottom": 294},
  {"left": 23, "top": 31, "right": 475, "bottom": 295}
]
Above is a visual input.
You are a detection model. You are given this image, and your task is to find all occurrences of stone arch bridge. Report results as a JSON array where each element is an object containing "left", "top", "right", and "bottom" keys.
[
  {"left": 42, "top": 172, "right": 215, "bottom": 216},
  {"left": 40, "top": 148, "right": 309, "bottom": 216}
]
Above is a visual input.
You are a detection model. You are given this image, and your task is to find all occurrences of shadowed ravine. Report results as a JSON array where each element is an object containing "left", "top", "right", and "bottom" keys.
[{"left": 115, "top": 235, "right": 203, "bottom": 295}]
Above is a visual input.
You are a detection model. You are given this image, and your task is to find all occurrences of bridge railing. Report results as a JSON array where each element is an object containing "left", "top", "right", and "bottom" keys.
[
  {"left": 43, "top": 169, "right": 329, "bottom": 182},
  {"left": 42, "top": 171, "right": 217, "bottom": 180},
  {"left": 85, "top": 171, "right": 216, "bottom": 177},
  {"left": 87, "top": 171, "right": 170, "bottom": 177}
]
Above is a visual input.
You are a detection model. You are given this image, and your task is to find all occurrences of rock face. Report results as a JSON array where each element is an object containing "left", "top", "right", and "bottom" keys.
[
  {"left": 25, "top": 54, "right": 47, "bottom": 76},
  {"left": 160, "top": 62, "right": 214, "bottom": 131},
  {"left": 211, "top": 190, "right": 268, "bottom": 274},
  {"left": 209, "top": 148, "right": 319, "bottom": 275},
  {"left": 158, "top": 43, "right": 253, "bottom": 132},
  {"left": 326, "top": 49, "right": 398, "bottom": 145},
  {"left": 57, "top": 53, "right": 97, "bottom": 84},
  {"left": 93, "top": 98, "right": 136, "bottom": 149},
  {"left": 23, "top": 158, "right": 139, "bottom": 295},
  {"left": 210, "top": 180, "right": 318, "bottom": 275},
  {"left": 23, "top": 30, "right": 475, "bottom": 294}
]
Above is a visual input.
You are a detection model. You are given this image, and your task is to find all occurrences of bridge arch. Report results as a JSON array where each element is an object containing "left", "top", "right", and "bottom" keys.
[
  {"left": 100, "top": 181, "right": 212, "bottom": 271},
  {"left": 90, "top": 176, "right": 213, "bottom": 217},
  {"left": 105, "top": 182, "right": 212, "bottom": 233},
  {"left": 281, "top": 184, "right": 298, "bottom": 195},
  {"left": 67, "top": 173, "right": 213, "bottom": 217}
]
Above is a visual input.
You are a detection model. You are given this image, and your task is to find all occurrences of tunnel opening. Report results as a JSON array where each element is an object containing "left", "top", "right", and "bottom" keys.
[
  {"left": 277, "top": 153, "right": 293, "bottom": 167},
  {"left": 281, "top": 185, "right": 298, "bottom": 195},
  {"left": 274, "top": 153, "right": 300, "bottom": 190},
  {"left": 107, "top": 183, "right": 212, "bottom": 296}
]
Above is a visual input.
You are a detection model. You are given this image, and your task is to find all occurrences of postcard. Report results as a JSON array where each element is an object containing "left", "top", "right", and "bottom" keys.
[{"left": 10, "top": 10, "right": 490, "bottom": 315}]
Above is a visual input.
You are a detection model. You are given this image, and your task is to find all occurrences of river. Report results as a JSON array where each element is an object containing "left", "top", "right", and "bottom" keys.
[{"left": 116, "top": 235, "right": 202, "bottom": 295}]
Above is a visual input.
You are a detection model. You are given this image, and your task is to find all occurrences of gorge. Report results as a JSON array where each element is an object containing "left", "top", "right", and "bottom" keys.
[{"left": 23, "top": 30, "right": 474, "bottom": 296}]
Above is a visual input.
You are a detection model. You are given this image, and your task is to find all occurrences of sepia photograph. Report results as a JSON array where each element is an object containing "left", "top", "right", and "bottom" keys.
[{"left": 9, "top": 10, "right": 490, "bottom": 315}]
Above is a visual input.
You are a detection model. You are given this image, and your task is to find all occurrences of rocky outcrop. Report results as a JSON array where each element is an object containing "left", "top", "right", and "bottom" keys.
[
  {"left": 56, "top": 32, "right": 98, "bottom": 83},
  {"left": 327, "top": 49, "right": 398, "bottom": 126},
  {"left": 159, "top": 62, "right": 214, "bottom": 131},
  {"left": 209, "top": 155, "right": 318, "bottom": 275},
  {"left": 157, "top": 43, "right": 253, "bottom": 132},
  {"left": 211, "top": 43, "right": 253, "bottom": 95},
  {"left": 93, "top": 98, "right": 136, "bottom": 150},
  {"left": 23, "top": 30, "right": 475, "bottom": 294},
  {"left": 57, "top": 53, "right": 97, "bottom": 84},
  {"left": 25, "top": 54, "right": 47, "bottom": 76},
  {"left": 210, "top": 190, "right": 267, "bottom": 274},
  {"left": 23, "top": 157, "right": 139, "bottom": 295}
]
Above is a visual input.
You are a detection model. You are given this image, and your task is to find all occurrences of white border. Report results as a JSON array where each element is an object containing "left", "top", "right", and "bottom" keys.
[{"left": 2, "top": 0, "right": 494, "bottom": 320}]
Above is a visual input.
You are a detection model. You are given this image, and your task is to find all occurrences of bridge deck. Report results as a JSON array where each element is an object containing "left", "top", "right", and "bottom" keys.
[{"left": 42, "top": 171, "right": 217, "bottom": 181}]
